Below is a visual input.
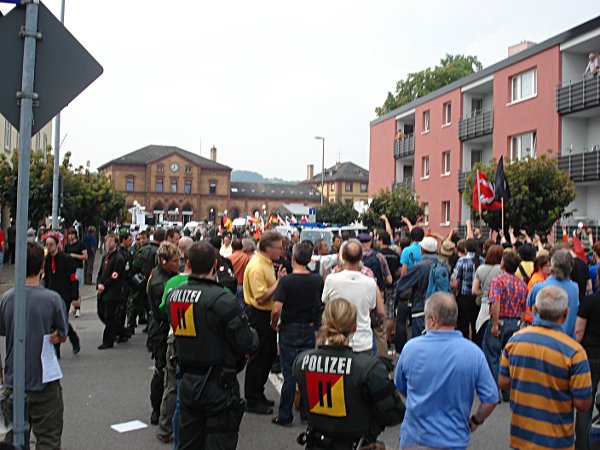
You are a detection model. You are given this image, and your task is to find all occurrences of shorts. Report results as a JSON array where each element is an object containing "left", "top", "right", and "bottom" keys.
[{"left": 384, "top": 287, "right": 396, "bottom": 320}]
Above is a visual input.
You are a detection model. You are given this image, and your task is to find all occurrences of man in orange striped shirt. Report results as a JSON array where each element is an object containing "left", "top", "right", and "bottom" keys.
[{"left": 499, "top": 285, "right": 592, "bottom": 450}]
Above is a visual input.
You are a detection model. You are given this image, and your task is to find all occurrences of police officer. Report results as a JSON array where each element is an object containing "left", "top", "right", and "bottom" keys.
[
  {"left": 96, "top": 233, "right": 126, "bottom": 350},
  {"left": 165, "top": 241, "right": 258, "bottom": 450},
  {"left": 294, "top": 299, "right": 405, "bottom": 450},
  {"left": 147, "top": 241, "right": 179, "bottom": 425}
]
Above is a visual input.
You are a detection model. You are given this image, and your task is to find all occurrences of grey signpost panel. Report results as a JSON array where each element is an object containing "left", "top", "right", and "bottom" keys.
[{"left": 0, "top": 1, "right": 102, "bottom": 446}]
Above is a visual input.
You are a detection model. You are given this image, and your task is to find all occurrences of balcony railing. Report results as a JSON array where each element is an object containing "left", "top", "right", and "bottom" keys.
[
  {"left": 558, "top": 150, "right": 600, "bottom": 182},
  {"left": 392, "top": 178, "right": 414, "bottom": 190},
  {"left": 457, "top": 170, "right": 471, "bottom": 192},
  {"left": 556, "top": 76, "right": 600, "bottom": 115},
  {"left": 458, "top": 109, "right": 493, "bottom": 141},
  {"left": 393, "top": 133, "right": 415, "bottom": 159}
]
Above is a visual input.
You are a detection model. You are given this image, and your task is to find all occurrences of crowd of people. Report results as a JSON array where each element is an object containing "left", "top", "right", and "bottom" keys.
[{"left": 0, "top": 214, "right": 599, "bottom": 449}]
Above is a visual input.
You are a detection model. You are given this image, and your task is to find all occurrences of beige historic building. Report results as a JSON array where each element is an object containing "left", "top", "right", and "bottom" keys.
[
  {"left": 304, "top": 161, "right": 369, "bottom": 205},
  {"left": 99, "top": 145, "right": 320, "bottom": 224}
]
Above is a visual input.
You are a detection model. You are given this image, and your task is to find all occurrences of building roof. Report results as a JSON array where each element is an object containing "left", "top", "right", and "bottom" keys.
[
  {"left": 273, "top": 203, "right": 312, "bottom": 216},
  {"left": 370, "top": 15, "right": 600, "bottom": 126},
  {"left": 230, "top": 182, "right": 319, "bottom": 200},
  {"left": 97, "top": 145, "right": 231, "bottom": 171},
  {"left": 308, "top": 161, "right": 369, "bottom": 183}
]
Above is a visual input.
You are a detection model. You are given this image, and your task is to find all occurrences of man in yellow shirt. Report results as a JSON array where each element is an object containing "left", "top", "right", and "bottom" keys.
[{"left": 243, "top": 231, "right": 287, "bottom": 414}]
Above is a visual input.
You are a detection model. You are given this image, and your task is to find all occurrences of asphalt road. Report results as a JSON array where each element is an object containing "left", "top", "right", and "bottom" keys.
[{"left": 0, "top": 261, "right": 514, "bottom": 449}]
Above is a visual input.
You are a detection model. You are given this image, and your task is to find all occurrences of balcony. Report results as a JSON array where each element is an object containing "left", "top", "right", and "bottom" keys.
[
  {"left": 457, "top": 170, "right": 471, "bottom": 192},
  {"left": 458, "top": 109, "right": 493, "bottom": 141},
  {"left": 393, "top": 133, "right": 415, "bottom": 159},
  {"left": 556, "top": 77, "right": 600, "bottom": 115},
  {"left": 558, "top": 150, "right": 600, "bottom": 182},
  {"left": 392, "top": 178, "right": 414, "bottom": 190}
]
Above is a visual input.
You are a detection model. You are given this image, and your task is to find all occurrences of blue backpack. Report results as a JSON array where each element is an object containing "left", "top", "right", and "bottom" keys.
[
  {"left": 363, "top": 252, "right": 384, "bottom": 289},
  {"left": 424, "top": 259, "right": 451, "bottom": 299}
]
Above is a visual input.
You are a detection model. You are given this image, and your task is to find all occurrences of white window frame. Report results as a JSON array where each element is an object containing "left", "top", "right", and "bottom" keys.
[
  {"left": 423, "top": 110, "right": 430, "bottom": 133},
  {"left": 423, "top": 203, "right": 429, "bottom": 225},
  {"left": 4, "top": 120, "right": 11, "bottom": 151},
  {"left": 441, "top": 201, "right": 451, "bottom": 226},
  {"left": 345, "top": 182, "right": 353, "bottom": 192},
  {"left": 443, "top": 102, "right": 452, "bottom": 125},
  {"left": 421, "top": 156, "right": 430, "bottom": 179},
  {"left": 511, "top": 68, "right": 537, "bottom": 103},
  {"left": 510, "top": 132, "right": 537, "bottom": 161},
  {"left": 442, "top": 151, "right": 451, "bottom": 176}
]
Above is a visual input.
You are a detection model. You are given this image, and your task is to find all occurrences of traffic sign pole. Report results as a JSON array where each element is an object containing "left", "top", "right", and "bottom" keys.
[
  {"left": 13, "top": 0, "right": 40, "bottom": 446},
  {"left": 51, "top": 0, "right": 65, "bottom": 231}
]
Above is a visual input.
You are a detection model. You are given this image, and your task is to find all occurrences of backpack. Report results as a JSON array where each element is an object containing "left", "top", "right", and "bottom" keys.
[
  {"left": 363, "top": 251, "right": 384, "bottom": 289},
  {"left": 216, "top": 255, "right": 237, "bottom": 294},
  {"left": 424, "top": 259, "right": 451, "bottom": 299}
]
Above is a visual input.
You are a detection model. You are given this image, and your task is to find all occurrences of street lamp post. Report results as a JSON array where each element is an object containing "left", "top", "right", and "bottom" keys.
[{"left": 314, "top": 136, "right": 325, "bottom": 205}]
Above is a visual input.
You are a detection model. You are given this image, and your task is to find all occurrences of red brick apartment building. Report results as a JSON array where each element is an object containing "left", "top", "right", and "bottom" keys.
[{"left": 369, "top": 16, "right": 600, "bottom": 234}]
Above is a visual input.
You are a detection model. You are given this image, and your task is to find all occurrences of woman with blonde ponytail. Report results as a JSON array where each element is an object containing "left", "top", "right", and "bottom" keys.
[{"left": 293, "top": 299, "right": 405, "bottom": 449}]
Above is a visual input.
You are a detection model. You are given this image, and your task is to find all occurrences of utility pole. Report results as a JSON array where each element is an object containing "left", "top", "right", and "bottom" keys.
[
  {"left": 13, "top": 0, "right": 41, "bottom": 446},
  {"left": 51, "top": 0, "right": 65, "bottom": 230},
  {"left": 314, "top": 136, "right": 325, "bottom": 205}
]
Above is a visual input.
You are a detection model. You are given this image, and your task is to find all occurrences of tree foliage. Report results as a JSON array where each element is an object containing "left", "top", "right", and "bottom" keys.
[
  {"left": 463, "top": 154, "right": 576, "bottom": 235},
  {"left": 375, "top": 54, "right": 483, "bottom": 116},
  {"left": 361, "top": 186, "right": 423, "bottom": 230},
  {"left": 316, "top": 201, "right": 359, "bottom": 225},
  {"left": 0, "top": 148, "right": 126, "bottom": 228}
]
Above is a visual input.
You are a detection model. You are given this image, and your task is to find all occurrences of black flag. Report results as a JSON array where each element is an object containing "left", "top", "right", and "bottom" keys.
[{"left": 494, "top": 156, "right": 510, "bottom": 202}]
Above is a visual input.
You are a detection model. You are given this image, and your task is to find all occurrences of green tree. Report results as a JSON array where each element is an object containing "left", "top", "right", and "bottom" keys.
[
  {"left": 375, "top": 54, "right": 483, "bottom": 116},
  {"left": 316, "top": 201, "right": 359, "bottom": 225},
  {"left": 361, "top": 186, "right": 423, "bottom": 230},
  {"left": 463, "top": 154, "right": 576, "bottom": 235}
]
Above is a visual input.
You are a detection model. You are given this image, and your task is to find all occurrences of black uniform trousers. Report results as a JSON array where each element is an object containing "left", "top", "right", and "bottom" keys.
[
  {"left": 243, "top": 307, "right": 276, "bottom": 405},
  {"left": 179, "top": 373, "right": 240, "bottom": 450},
  {"left": 98, "top": 299, "right": 119, "bottom": 346}
]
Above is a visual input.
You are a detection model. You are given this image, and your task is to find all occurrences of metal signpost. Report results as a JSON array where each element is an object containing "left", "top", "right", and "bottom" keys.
[{"left": 0, "top": 1, "right": 102, "bottom": 446}]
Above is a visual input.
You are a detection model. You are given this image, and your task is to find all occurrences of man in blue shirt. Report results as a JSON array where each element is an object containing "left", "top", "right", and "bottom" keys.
[
  {"left": 394, "top": 292, "right": 498, "bottom": 450},
  {"left": 528, "top": 249, "right": 579, "bottom": 339},
  {"left": 400, "top": 227, "right": 424, "bottom": 277}
]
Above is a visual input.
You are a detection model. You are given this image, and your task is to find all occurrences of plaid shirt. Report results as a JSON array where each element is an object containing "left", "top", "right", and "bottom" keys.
[
  {"left": 488, "top": 272, "right": 528, "bottom": 319},
  {"left": 454, "top": 253, "right": 483, "bottom": 296}
]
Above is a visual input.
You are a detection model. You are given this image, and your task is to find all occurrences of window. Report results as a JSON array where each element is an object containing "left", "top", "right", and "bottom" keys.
[
  {"left": 422, "top": 156, "right": 430, "bottom": 179},
  {"left": 471, "top": 149, "right": 483, "bottom": 168},
  {"left": 423, "top": 110, "right": 430, "bottom": 132},
  {"left": 345, "top": 182, "right": 353, "bottom": 192},
  {"left": 170, "top": 180, "right": 178, "bottom": 193},
  {"left": 442, "top": 151, "right": 451, "bottom": 175},
  {"left": 184, "top": 180, "right": 192, "bottom": 194},
  {"left": 510, "top": 132, "right": 537, "bottom": 161},
  {"left": 4, "top": 120, "right": 11, "bottom": 150},
  {"left": 442, "top": 201, "right": 450, "bottom": 225},
  {"left": 330, "top": 182, "right": 335, "bottom": 192},
  {"left": 185, "top": 165, "right": 192, "bottom": 174},
  {"left": 471, "top": 98, "right": 483, "bottom": 116},
  {"left": 423, "top": 203, "right": 429, "bottom": 225},
  {"left": 209, "top": 180, "right": 217, "bottom": 195},
  {"left": 35, "top": 133, "right": 40, "bottom": 150},
  {"left": 157, "top": 164, "right": 164, "bottom": 173},
  {"left": 360, "top": 183, "right": 368, "bottom": 193},
  {"left": 511, "top": 68, "right": 536, "bottom": 102},
  {"left": 443, "top": 102, "right": 452, "bottom": 125},
  {"left": 155, "top": 179, "right": 163, "bottom": 192},
  {"left": 126, "top": 177, "right": 134, "bottom": 192},
  {"left": 43, "top": 134, "right": 47, "bottom": 151}
]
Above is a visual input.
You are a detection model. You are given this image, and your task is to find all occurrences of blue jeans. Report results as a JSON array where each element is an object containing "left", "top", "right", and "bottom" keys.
[
  {"left": 278, "top": 322, "right": 315, "bottom": 423},
  {"left": 482, "top": 318, "right": 520, "bottom": 383}
]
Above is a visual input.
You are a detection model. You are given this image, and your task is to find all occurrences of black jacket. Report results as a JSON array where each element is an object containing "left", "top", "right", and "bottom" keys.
[
  {"left": 44, "top": 251, "right": 78, "bottom": 303},
  {"left": 97, "top": 249, "right": 126, "bottom": 303}
]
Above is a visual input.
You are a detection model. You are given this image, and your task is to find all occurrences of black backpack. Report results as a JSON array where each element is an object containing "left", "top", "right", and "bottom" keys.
[
  {"left": 216, "top": 255, "right": 237, "bottom": 294},
  {"left": 363, "top": 251, "right": 384, "bottom": 289}
]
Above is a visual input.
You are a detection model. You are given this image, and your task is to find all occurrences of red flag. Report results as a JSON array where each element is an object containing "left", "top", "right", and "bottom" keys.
[{"left": 472, "top": 171, "right": 502, "bottom": 211}]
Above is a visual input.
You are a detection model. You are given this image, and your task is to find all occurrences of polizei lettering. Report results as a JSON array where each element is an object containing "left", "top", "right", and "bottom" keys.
[
  {"left": 301, "top": 355, "right": 352, "bottom": 375},
  {"left": 169, "top": 289, "right": 201, "bottom": 303}
]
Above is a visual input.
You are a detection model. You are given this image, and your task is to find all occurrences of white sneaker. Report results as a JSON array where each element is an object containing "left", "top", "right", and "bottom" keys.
[{"left": 75, "top": 309, "right": 81, "bottom": 318}]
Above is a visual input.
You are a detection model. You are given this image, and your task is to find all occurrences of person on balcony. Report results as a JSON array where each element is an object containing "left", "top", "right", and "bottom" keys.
[{"left": 583, "top": 52, "right": 598, "bottom": 78}]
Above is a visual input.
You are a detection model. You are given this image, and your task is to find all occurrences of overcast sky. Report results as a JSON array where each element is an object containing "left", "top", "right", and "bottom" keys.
[{"left": 2, "top": 1, "right": 599, "bottom": 181}]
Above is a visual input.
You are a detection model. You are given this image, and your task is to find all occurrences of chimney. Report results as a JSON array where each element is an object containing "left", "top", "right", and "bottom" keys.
[
  {"left": 210, "top": 146, "right": 217, "bottom": 162},
  {"left": 307, "top": 164, "right": 314, "bottom": 180},
  {"left": 508, "top": 41, "right": 536, "bottom": 57}
]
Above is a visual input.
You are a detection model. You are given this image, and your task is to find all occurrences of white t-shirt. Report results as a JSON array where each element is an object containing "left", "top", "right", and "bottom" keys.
[
  {"left": 219, "top": 244, "right": 232, "bottom": 258},
  {"left": 321, "top": 270, "right": 376, "bottom": 352}
]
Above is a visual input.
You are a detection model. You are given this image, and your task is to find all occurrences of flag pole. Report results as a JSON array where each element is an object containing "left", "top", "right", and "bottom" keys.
[
  {"left": 476, "top": 170, "right": 483, "bottom": 232},
  {"left": 501, "top": 198, "right": 505, "bottom": 233}
]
